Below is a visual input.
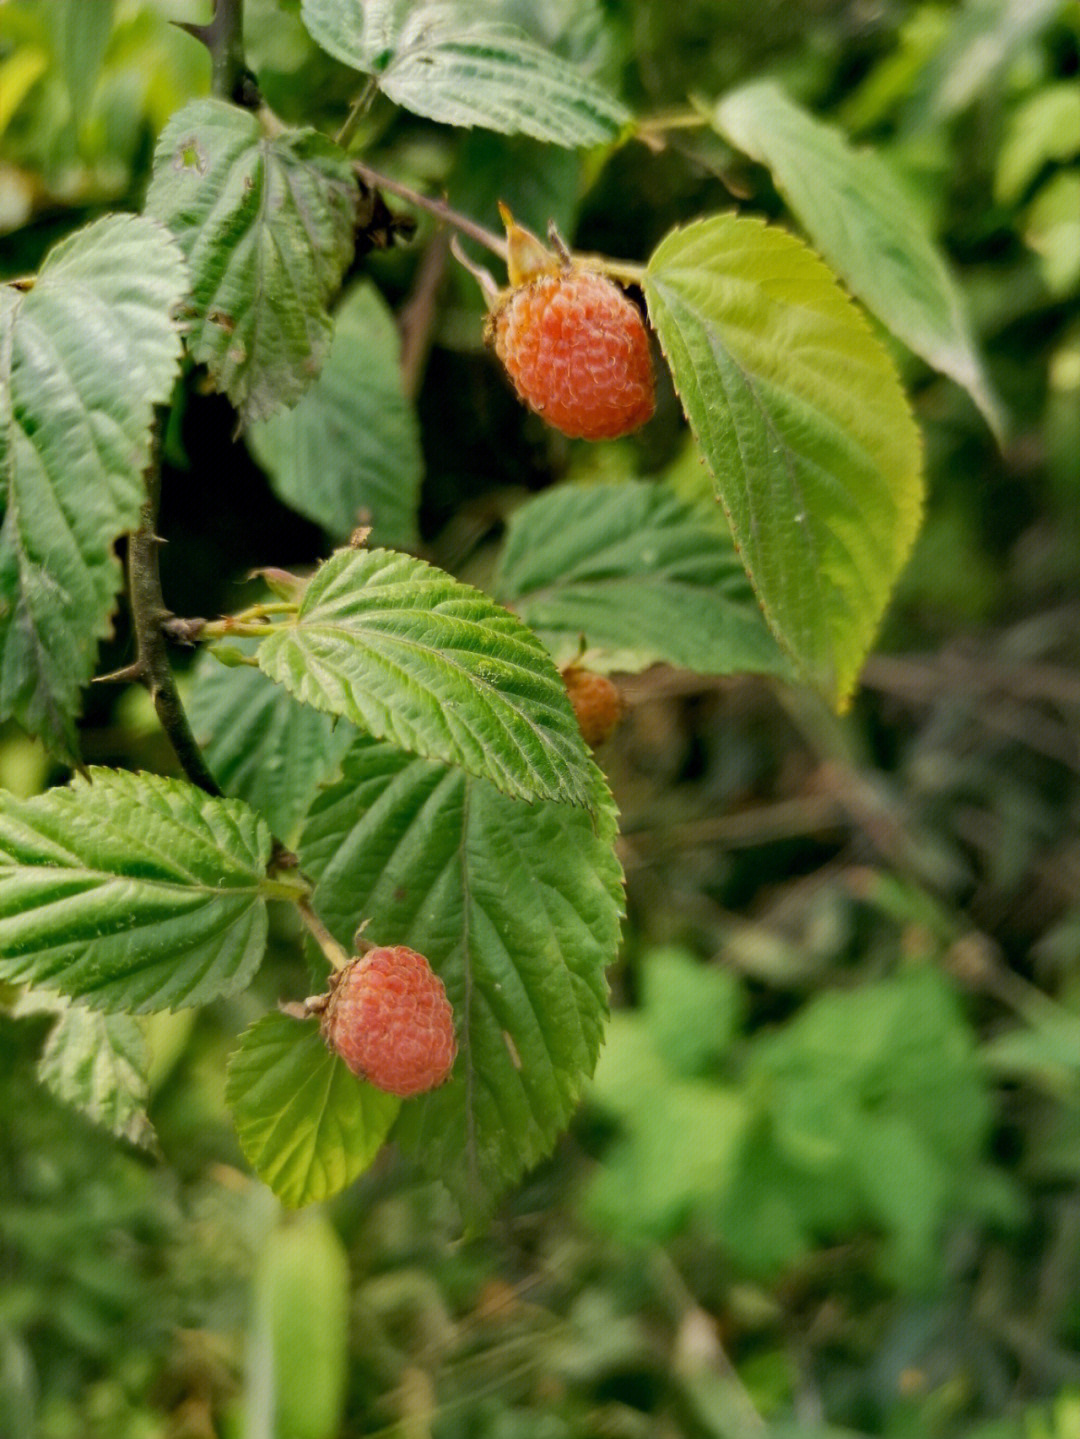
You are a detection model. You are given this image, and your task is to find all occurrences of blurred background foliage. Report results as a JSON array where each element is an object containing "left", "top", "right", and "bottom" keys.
[{"left": 2, "top": 0, "right": 1080, "bottom": 1436}]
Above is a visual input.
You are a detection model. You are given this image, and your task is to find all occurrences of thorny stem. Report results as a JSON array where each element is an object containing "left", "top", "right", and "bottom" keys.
[
  {"left": 352, "top": 161, "right": 509, "bottom": 263},
  {"left": 127, "top": 427, "right": 223, "bottom": 798},
  {"left": 177, "top": 0, "right": 250, "bottom": 104}
]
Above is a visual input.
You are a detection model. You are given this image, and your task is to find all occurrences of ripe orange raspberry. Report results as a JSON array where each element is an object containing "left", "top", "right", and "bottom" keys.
[
  {"left": 320, "top": 946, "right": 456, "bottom": 1098},
  {"left": 490, "top": 270, "right": 655, "bottom": 440},
  {"left": 562, "top": 665, "right": 624, "bottom": 747}
]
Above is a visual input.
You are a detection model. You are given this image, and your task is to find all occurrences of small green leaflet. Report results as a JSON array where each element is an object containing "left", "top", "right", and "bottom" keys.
[
  {"left": 299, "top": 737, "right": 624, "bottom": 1221},
  {"left": 0, "top": 770, "right": 274, "bottom": 1012},
  {"left": 246, "top": 283, "right": 422, "bottom": 549},
  {"left": 227, "top": 1013, "right": 399, "bottom": 1208},
  {"left": 146, "top": 99, "right": 357, "bottom": 425},
  {"left": 710, "top": 81, "right": 1004, "bottom": 439},
  {"left": 188, "top": 647, "right": 353, "bottom": 843},
  {"left": 0, "top": 214, "right": 188, "bottom": 760},
  {"left": 645, "top": 214, "right": 924, "bottom": 710},
  {"left": 300, "top": 0, "right": 628, "bottom": 147},
  {"left": 255, "top": 547, "right": 595, "bottom": 809},
  {"left": 494, "top": 480, "right": 787, "bottom": 676},
  {"left": 16, "top": 991, "right": 154, "bottom": 1148}
]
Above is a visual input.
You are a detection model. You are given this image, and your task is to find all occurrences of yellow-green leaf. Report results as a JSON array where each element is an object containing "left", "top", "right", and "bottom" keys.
[{"left": 645, "top": 214, "right": 923, "bottom": 709}]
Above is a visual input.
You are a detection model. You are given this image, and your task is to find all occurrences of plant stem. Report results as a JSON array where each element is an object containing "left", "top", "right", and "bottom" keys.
[
  {"left": 180, "top": 0, "right": 248, "bottom": 103},
  {"left": 335, "top": 77, "right": 379, "bottom": 150},
  {"left": 635, "top": 109, "right": 709, "bottom": 136},
  {"left": 297, "top": 895, "right": 351, "bottom": 971},
  {"left": 127, "top": 430, "right": 223, "bottom": 798},
  {"left": 352, "top": 161, "right": 509, "bottom": 263},
  {"left": 199, "top": 618, "right": 282, "bottom": 639}
]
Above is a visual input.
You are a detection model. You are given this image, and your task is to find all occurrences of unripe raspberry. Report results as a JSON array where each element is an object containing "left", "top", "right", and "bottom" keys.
[
  {"left": 562, "top": 665, "right": 624, "bottom": 747},
  {"left": 320, "top": 946, "right": 456, "bottom": 1098},
  {"left": 490, "top": 270, "right": 655, "bottom": 440}
]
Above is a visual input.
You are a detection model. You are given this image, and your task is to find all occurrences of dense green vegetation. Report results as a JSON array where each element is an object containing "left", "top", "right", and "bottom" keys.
[{"left": 2, "top": 2, "right": 1079, "bottom": 1436}]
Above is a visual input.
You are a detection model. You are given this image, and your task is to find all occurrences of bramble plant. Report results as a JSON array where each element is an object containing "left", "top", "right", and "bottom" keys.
[{"left": 0, "top": 0, "right": 999, "bottom": 1224}]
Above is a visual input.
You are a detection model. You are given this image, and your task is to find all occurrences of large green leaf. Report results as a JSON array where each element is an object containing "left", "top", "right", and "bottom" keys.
[
  {"left": 0, "top": 770, "right": 274, "bottom": 1012},
  {"left": 300, "top": 0, "right": 627, "bottom": 146},
  {"left": 226, "top": 1013, "right": 399, "bottom": 1208},
  {"left": 0, "top": 214, "right": 187, "bottom": 759},
  {"left": 710, "top": 81, "right": 1003, "bottom": 438},
  {"left": 246, "top": 283, "right": 421, "bottom": 548},
  {"left": 188, "top": 648, "right": 353, "bottom": 843},
  {"left": 146, "top": 98, "right": 358, "bottom": 425},
  {"left": 16, "top": 991, "right": 154, "bottom": 1148},
  {"left": 255, "top": 547, "right": 595, "bottom": 808},
  {"left": 494, "top": 480, "right": 786, "bottom": 676},
  {"left": 644, "top": 215, "right": 923, "bottom": 709},
  {"left": 299, "top": 737, "right": 624, "bottom": 1220}
]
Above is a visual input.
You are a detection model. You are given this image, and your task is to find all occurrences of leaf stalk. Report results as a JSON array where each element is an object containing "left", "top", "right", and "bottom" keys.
[{"left": 297, "top": 896, "right": 351, "bottom": 971}]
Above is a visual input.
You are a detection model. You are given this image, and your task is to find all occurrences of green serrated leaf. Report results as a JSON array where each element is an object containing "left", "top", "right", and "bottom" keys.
[
  {"left": 300, "top": 0, "right": 628, "bottom": 146},
  {"left": 247, "top": 282, "right": 421, "bottom": 548},
  {"left": 226, "top": 1012, "right": 399, "bottom": 1208},
  {"left": 146, "top": 98, "right": 358, "bottom": 426},
  {"left": 188, "top": 647, "right": 353, "bottom": 843},
  {"left": 494, "top": 479, "right": 787, "bottom": 676},
  {"left": 710, "top": 81, "right": 1004, "bottom": 439},
  {"left": 255, "top": 547, "right": 595, "bottom": 808},
  {"left": 0, "top": 770, "right": 273, "bottom": 1012},
  {"left": 645, "top": 214, "right": 924, "bottom": 709},
  {"left": 0, "top": 213, "right": 188, "bottom": 759},
  {"left": 299, "top": 736, "right": 623, "bottom": 1222},
  {"left": 37, "top": 1000, "right": 154, "bottom": 1148}
]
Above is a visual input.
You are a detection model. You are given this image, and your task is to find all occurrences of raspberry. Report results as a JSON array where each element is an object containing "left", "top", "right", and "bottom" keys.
[
  {"left": 562, "top": 665, "right": 624, "bottom": 747},
  {"left": 490, "top": 270, "right": 655, "bottom": 441},
  {"left": 320, "top": 946, "right": 456, "bottom": 1098}
]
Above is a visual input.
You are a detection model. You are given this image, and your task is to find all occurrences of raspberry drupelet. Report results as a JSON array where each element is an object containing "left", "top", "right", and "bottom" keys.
[
  {"left": 483, "top": 205, "right": 656, "bottom": 441},
  {"left": 320, "top": 945, "right": 456, "bottom": 1098}
]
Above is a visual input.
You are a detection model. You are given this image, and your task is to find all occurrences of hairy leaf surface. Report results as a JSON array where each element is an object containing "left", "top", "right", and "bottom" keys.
[
  {"left": 495, "top": 480, "right": 786, "bottom": 676},
  {"left": 645, "top": 215, "right": 923, "bottom": 709},
  {"left": 0, "top": 214, "right": 187, "bottom": 758},
  {"left": 42, "top": 1007, "right": 152, "bottom": 1147},
  {"left": 300, "top": 0, "right": 627, "bottom": 146},
  {"left": 189, "top": 649, "right": 353, "bottom": 842},
  {"left": 227, "top": 1013, "right": 399, "bottom": 1208},
  {"left": 299, "top": 737, "right": 624, "bottom": 1220},
  {"left": 146, "top": 98, "right": 357, "bottom": 425},
  {"left": 0, "top": 771, "right": 273, "bottom": 1011},
  {"left": 256, "top": 548, "right": 594, "bottom": 807},
  {"left": 17, "top": 991, "right": 154, "bottom": 1148},
  {"left": 247, "top": 283, "right": 421, "bottom": 547}
]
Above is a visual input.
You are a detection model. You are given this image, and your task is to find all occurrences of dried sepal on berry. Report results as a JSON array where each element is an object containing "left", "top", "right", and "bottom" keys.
[{"left": 481, "top": 208, "right": 656, "bottom": 441}]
